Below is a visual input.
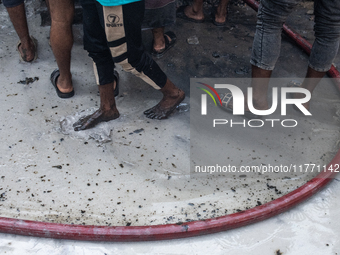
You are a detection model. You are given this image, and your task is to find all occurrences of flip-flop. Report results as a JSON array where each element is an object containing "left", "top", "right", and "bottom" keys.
[
  {"left": 151, "top": 31, "right": 177, "bottom": 59},
  {"left": 211, "top": 7, "right": 228, "bottom": 27},
  {"left": 176, "top": 5, "right": 205, "bottom": 23},
  {"left": 17, "top": 35, "right": 38, "bottom": 62},
  {"left": 218, "top": 92, "right": 261, "bottom": 119},
  {"left": 113, "top": 70, "right": 119, "bottom": 97},
  {"left": 50, "top": 69, "right": 75, "bottom": 99}
]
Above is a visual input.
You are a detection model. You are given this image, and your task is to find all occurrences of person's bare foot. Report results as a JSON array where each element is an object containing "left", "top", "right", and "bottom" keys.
[
  {"left": 73, "top": 81, "right": 119, "bottom": 131},
  {"left": 184, "top": 5, "right": 204, "bottom": 21},
  {"left": 18, "top": 36, "right": 36, "bottom": 62},
  {"left": 144, "top": 80, "right": 185, "bottom": 119},
  {"left": 177, "top": 4, "right": 205, "bottom": 22},
  {"left": 152, "top": 30, "right": 177, "bottom": 58},
  {"left": 214, "top": 6, "right": 227, "bottom": 24},
  {"left": 73, "top": 108, "right": 120, "bottom": 131},
  {"left": 153, "top": 33, "right": 172, "bottom": 52}
]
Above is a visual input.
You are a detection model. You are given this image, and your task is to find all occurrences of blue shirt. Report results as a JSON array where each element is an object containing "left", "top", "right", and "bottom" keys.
[{"left": 97, "top": 0, "right": 140, "bottom": 6}]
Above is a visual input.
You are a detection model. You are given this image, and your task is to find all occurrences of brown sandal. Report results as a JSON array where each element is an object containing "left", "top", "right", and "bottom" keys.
[{"left": 17, "top": 35, "right": 38, "bottom": 62}]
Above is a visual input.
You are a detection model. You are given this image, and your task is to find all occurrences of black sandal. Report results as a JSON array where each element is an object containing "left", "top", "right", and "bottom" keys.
[
  {"left": 50, "top": 69, "right": 74, "bottom": 99},
  {"left": 211, "top": 7, "right": 228, "bottom": 27},
  {"left": 113, "top": 70, "right": 119, "bottom": 97},
  {"left": 151, "top": 31, "right": 177, "bottom": 59}
]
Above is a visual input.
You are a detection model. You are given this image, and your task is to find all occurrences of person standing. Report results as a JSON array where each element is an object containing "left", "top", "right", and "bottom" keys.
[
  {"left": 72, "top": 0, "right": 185, "bottom": 131},
  {"left": 4, "top": 0, "right": 37, "bottom": 62},
  {"left": 177, "top": 0, "right": 230, "bottom": 26},
  {"left": 46, "top": 0, "right": 75, "bottom": 98},
  {"left": 143, "top": 0, "right": 177, "bottom": 58}
]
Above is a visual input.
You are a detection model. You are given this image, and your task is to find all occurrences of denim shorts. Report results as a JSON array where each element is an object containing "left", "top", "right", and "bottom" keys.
[
  {"left": 250, "top": 0, "right": 340, "bottom": 72},
  {"left": 3, "top": 0, "right": 24, "bottom": 8}
]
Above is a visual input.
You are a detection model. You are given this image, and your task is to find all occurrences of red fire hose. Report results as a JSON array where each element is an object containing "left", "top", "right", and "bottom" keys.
[
  {"left": 0, "top": 154, "right": 338, "bottom": 241},
  {"left": 0, "top": 0, "right": 339, "bottom": 242}
]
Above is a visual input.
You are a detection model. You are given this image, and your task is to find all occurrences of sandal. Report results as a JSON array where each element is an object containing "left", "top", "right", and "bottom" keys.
[
  {"left": 211, "top": 7, "right": 228, "bottom": 27},
  {"left": 17, "top": 35, "right": 38, "bottom": 62},
  {"left": 113, "top": 70, "right": 119, "bottom": 97},
  {"left": 50, "top": 69, "right": 75, "bottom": 99},
  {"left": 151, "top": 31, "right": 177, "bottom": 59}
]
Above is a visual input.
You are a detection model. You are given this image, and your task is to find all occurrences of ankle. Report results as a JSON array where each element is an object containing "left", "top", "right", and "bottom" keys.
[
  {"left": 187, "top": 5, "right": 203, "bottom": 17},
  {"left": 216, "top": 9, "right": 227, "bottom": 19},
  {"left": 20, "top": 35, "right": 31, "bottom": 45},
  {"left": 101, "top": 104, "right": 115, "bottom": 112},
  {"left": 57, "top": 74, "right": 72, "bottom": 89},
  {"left": 162, "top": 88, "right": 184, "bottom": 100},
  {"left": 100, "top": 97, "right": 117, "bottom": 110},
  {"left": 250, "top": 98, "right": 268, "bottom": 110},
  {"left": 153, "top": 40, "right": 165, "bottom": 51}
]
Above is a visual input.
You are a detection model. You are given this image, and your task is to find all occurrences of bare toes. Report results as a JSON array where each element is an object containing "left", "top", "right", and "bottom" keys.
[
  {"left": 144, "top": 107, "right": 156, "bottom": 115},
  {"left": 73, "top": 116, "right": 89, "bottom": 128},
  {"left": 156, "top": 115, "right": 165, "bottom": 120}
]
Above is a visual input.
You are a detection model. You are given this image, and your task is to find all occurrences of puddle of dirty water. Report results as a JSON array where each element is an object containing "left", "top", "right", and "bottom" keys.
[{"left": 58, "top": 108, "right": 113, "bottom": 145}]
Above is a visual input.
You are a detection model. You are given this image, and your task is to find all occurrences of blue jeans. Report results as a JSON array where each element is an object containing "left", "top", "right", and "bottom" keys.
[
  {"left": 250, "top": 0, "right": 340, "bottom": 72},
  {"left": 3, "top": 0, "right": 24, "bottom": 8}
]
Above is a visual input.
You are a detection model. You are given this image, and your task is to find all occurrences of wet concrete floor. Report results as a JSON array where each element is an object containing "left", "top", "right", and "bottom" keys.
[{"left": 0, "top": 0, "right": 340, "bottom": 253}]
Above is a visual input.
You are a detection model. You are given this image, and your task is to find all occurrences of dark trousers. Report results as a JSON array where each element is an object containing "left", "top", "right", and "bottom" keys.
[{"left": 81, "top": 0, "right": 167, "bottom": 89}]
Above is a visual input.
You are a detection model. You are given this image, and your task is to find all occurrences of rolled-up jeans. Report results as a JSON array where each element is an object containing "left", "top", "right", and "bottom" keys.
[
  {"left": 250, "top": 0, "right": 340, "bottom": 72},
  {"left": 3, "top": 0, "right": 24, "bottom": 8}
]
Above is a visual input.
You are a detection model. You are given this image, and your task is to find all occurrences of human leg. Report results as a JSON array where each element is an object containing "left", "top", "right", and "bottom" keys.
[
  {"left": 152, "top": 27, "right": 166, "bottom": 52},
  {"left": 249, "top": 0, "right": 296, "bottom": 110},
  {"left": 213, "top": 0, "right": 229, "bottom": 25},
  {"left": 4, "top": 0, "right": 36, "bottom": 62},
  {"left": 73, "top": 81, "right": 119, "bottom": 131},
  {"left": 143, "top": 78, "right": 185, "bottom": 119},
  {"left": 292, "top": 0, "right": 340, "bottom": 110},
  {"left": 104, "top": 1, "right": 184, "bottom": 119},
  {"left": 46, "top": 0, "right": 74, "bottom": 94},
  {"left": 143, "top": 0, "right": 177, "bottom": 57},
  {"left": 177, "top": 0, "right": 204, "bottom": 22},
  {"left": 250, "top": 66, "right": 272, "bottom": 110},
  {"left": 73, "top": 0, "right": 119, "bottom": 131},
  {"left": 151, "top": 28, "right": 176, "bottom": 58},
  {"left": 76, "top": 0, "right": 184, "bottom": 131},
  {"left": 291, "top": 67, "right": 325, "bottom": 111},
  {"left": 308, "top": 0, "right": 340, "bottom": 73}
]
